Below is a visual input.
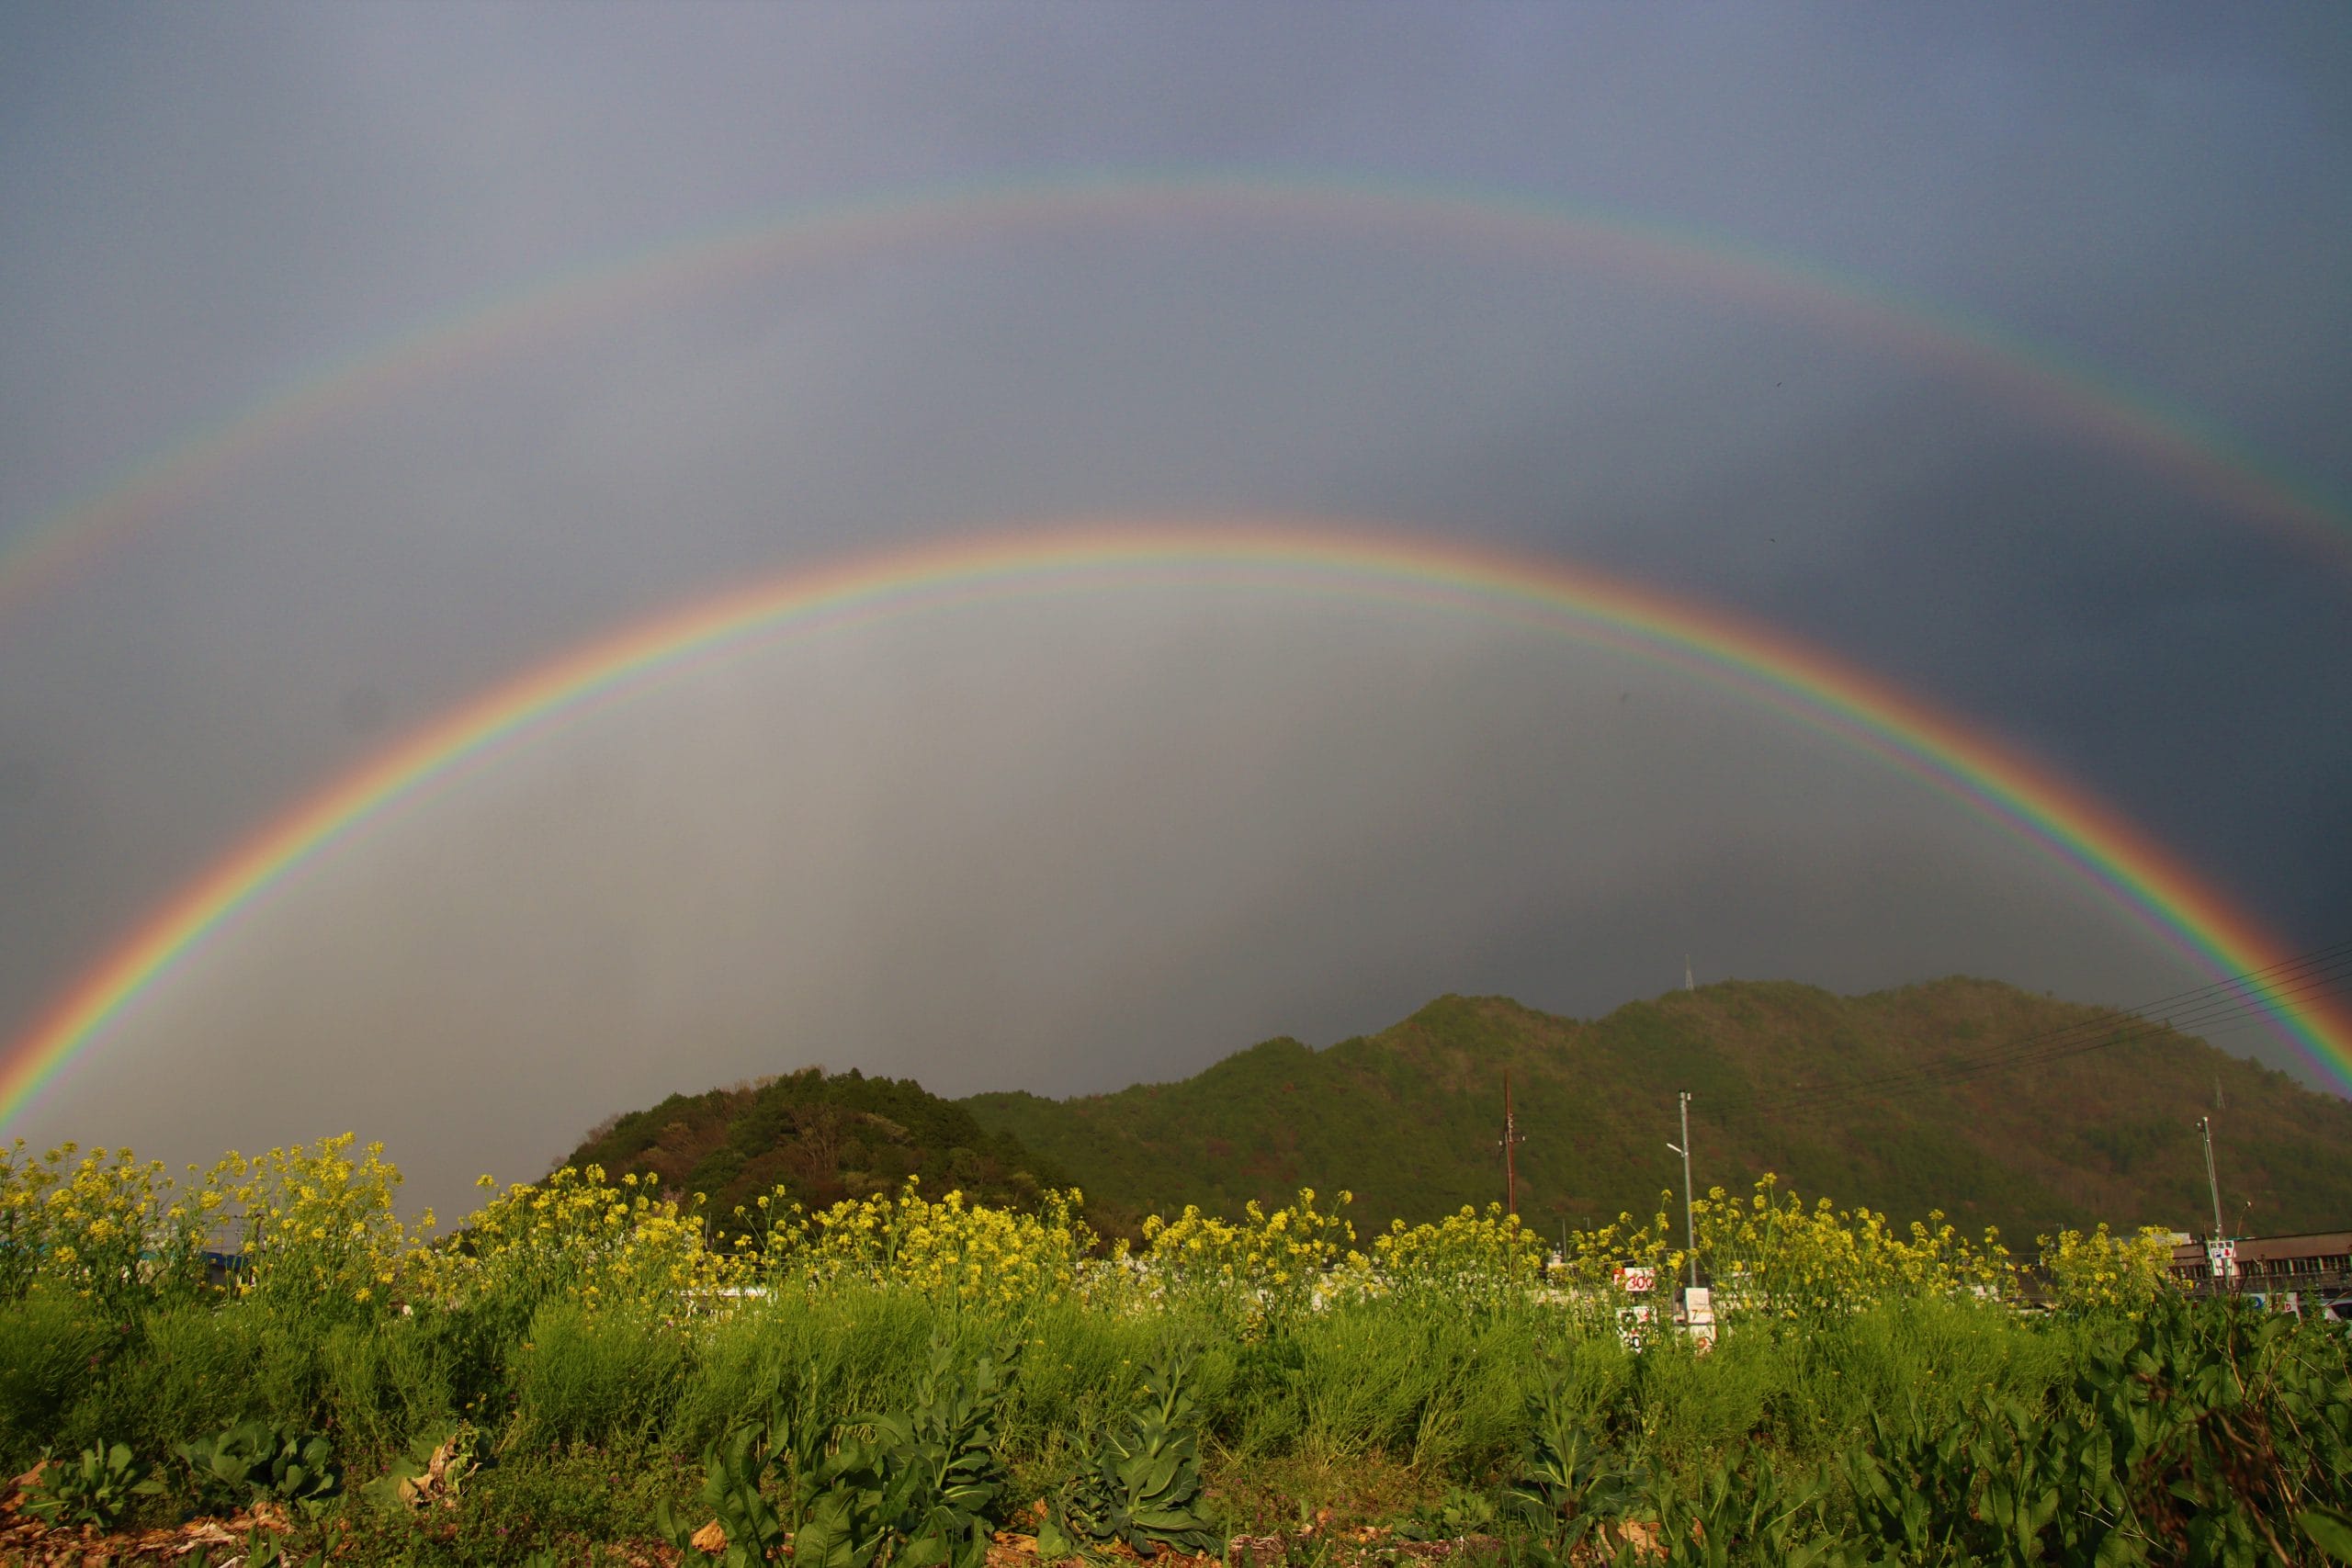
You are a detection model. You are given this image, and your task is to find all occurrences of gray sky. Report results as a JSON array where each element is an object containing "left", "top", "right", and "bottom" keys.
[{"left": 2, "top": 5, "right": 2347, "bottom": 1219}]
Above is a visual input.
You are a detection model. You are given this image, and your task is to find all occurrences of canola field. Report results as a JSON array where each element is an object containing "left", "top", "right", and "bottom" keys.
[{"left": 2, "top": 1134, "right": 2348, "bottom": 1566}]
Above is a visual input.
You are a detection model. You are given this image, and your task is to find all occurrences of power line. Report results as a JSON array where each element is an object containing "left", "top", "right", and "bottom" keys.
[
  {"left": 1752, "top": 945, "right": 2352, "bottom": 1111},
  {"left": 1710, "top": 938, "right": 2352, "bottom": 1120},
  {"left": 1753, "top": 1010, "right": 2312, "bottom": 1121},
  {"left": 1751, "top": 985, "right": 2352, "bottom": 1120},
  {"left": 1749, "top": 988, "right": 2352, "bottom": 1120}
]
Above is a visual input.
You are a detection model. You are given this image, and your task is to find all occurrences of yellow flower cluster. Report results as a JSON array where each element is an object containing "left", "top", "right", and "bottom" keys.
[
  {"left": 2037, "top": 1223, "right": 2180, "bottom": 1314},
  {"left": 0, "top": 1136, "right": 2197, "bottom": 1328},
  {"left": 212, "top": 1135, "right": 428, "bottom": 1313},
  {"left": 1369, "top": 1203, "right": 1549, "bottom": 1306},
  {"left": 761, "top": 1178, "right": 1095, "bottom": 1308},
  {"left": 408, "top": 1163, "right": 727, "bottom": 1313},
  {"left": 1139, "top": 1189, "right": 1361, "bottom": 1319},
  {"left": 0, "top": 1134, "right": 427, "bottom": 1316},
  {"left": 1556, "top": 1193, "right": 1682, "bottom": 1295},
  {"left": 1690, "top": 1175, "right": 2012, "bottom": 1320},
  {"left": 0, "top": 1139, "right": 218, "bottom": 1309}
]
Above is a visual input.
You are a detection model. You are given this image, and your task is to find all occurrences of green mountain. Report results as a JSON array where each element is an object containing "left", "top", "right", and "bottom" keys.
[
  {"left": 961, "top": 978, "right": 2352, "bottom": 1245},
  {"left": 560, "top": 1066, "right": 1074, "bottom": 1229}
]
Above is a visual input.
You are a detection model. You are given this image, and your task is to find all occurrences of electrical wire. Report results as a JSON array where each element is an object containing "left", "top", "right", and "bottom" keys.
[{"left": 1698, "top": 938, "right": 2352, "bottom": 1121}]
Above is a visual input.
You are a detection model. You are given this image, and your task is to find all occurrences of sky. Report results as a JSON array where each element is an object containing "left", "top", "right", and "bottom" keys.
[{"left": 2, "top": 5, "right": 2347, "bottom": 1219}]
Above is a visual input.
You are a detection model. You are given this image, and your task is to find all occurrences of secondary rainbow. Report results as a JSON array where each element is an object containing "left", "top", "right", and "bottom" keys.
[
  {"left": 4, "top": 519, "right": 2347, "bottom": 1128},
  {"left": 4, "top": 171, "right": 2347, "bottom": 625}
]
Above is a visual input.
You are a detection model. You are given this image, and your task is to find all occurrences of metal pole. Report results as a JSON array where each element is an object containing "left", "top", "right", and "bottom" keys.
[
  {"left": 2200, "top": 1116, "right": 2224, "bottom": 1241},
  {"left": 1679, "top": 1092, "right": 1696, "bottom": 1291},
  {"left": 2199, "top": 1115, "right": 2232, "bottom": 1292}
]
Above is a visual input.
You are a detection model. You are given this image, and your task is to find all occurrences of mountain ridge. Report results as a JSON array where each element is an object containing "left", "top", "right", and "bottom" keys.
[
  {"left": 560, "top": 1064, "right": 1074, "bottom": 1231},
  {"left": 553, "top": 976, "right": 2352, "bottom": 1246},
  {"left": 961, "top": 976, "right": 2352, "bottom": 1242}
]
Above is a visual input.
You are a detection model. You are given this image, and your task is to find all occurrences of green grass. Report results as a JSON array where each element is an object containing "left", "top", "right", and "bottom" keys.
[{"left": 3, "top": 1286, "right": 2343, "bottom": 1565}]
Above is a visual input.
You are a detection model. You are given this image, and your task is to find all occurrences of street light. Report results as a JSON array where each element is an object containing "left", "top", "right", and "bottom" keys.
[{"left": 1668, "top": 1089, "right": 1696, "bottom": 1291}]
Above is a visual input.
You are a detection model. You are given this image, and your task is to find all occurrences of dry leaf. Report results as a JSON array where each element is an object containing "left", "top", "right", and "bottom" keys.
[{"left": 1614, "top": 1517, "right": 1663, "bottom": 1561}]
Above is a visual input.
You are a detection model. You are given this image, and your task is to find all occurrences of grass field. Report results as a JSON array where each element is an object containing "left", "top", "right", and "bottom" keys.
[{"left": 3, "top": 1136, "right": 2347, "bottom": 1565}]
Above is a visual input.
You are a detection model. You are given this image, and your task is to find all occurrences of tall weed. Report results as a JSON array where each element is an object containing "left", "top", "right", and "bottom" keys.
[
  {"left": 0, "top": 1288, "right": 113, "bottom": 1469},
  {"left": 1291, "top": 1300, "right": 1534, "bottom": 1471},
  {"left": 1624, "top": 1331, "right": 1789, "bottom": 1477},
  {"left": 62, "top": 1301, "right": 315, "bottom": 1461},
  {"left": 514, "top": 1301, "right": 693, "bottom": 1450},
  {"left": 670, "top": 1289, "right": 939, "bottom": 1453},
  {"left": 318, "top": 1313, "right": 458, "bottom": 1465},
  {"left": 1764, "top": 1296, "right": 2072, "bottom": 1461}
]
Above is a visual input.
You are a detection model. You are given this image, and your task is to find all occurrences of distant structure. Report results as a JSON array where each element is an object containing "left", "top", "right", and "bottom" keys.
[
  {"left": 1683, "top": 955, "right": 1695, "bottom": 992},
  {"left": 2168, "top": 1231, "right": 2351, "bottom": 1302}
]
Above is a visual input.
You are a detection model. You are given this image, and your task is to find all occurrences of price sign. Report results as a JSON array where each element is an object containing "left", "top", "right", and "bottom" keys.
[{"left": 1614, "top": 1267, "right": 1656, "bottom": 1294}]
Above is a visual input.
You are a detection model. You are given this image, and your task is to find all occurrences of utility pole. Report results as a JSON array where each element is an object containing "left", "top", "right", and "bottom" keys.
[
  {"left": 2199, "top": 1115, "right": 2236, "bottom": 1293},
  {"left": 1498, "top": 1069, "right": 1526, "bottom": 1221},
  {"left": 1684, "top": 955, "right": 1695, "bottom": 992},
  {"left": 1667, "top": 1092, "right": 1697, "bottom": 1291},
  {"left": 2199, "top": 1115, "right": 2225, "bottom": 1241}
]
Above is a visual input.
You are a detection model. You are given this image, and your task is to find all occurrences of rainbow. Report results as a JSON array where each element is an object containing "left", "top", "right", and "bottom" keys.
[
  {"left": 4, "top": 518, "right": 2347, "bottom": 1129},
  {"left": 4, "top": 171, "right": 2347, "bottom": 625}
]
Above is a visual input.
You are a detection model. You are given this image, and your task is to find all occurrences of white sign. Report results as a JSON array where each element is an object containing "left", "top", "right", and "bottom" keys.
[
  {"left": 1614, "top": 1267, "right": 1656, "bottom": 1294},
  {"left": 1682, "top": 1287, "right": 1717, "bottom": 1352}
]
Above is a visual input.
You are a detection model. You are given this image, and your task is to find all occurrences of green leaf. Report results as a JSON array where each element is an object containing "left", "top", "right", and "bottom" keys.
[
  {"left": 2301, "top": 1507, "right": 2352, "bottom": 1562},
  {"left": 2091, "top": 1528, "right": 2148, "bottom": 1568}
]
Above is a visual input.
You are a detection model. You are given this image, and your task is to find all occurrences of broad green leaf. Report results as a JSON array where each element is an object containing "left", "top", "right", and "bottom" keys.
[{"left": 2300, "top": 1507, "right": 2352, "bottom": 1562}]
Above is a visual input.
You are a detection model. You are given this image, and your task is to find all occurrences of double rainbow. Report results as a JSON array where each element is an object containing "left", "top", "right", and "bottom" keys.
[{"left": 4, "top": 519, "right": 2346, "bottom": 1129}]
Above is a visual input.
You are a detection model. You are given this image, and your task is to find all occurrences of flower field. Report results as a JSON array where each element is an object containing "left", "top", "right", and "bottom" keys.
[{"left": 3, "top": 1134, "right": 2348, "bottom": 1565}]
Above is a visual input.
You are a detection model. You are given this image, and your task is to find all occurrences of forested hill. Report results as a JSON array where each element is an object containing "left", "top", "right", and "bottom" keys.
[
  {"left": 961, "top": 978, "right": 2352, "bottom": 1244},
  {"left": 561, "top": 1066, "right": 1073, "bottom": 1228}
]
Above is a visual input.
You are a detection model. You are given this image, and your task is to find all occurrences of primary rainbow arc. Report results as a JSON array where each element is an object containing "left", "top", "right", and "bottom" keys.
[{"left": 3, "top": 518, "right": 2346, "bottom": 1129}]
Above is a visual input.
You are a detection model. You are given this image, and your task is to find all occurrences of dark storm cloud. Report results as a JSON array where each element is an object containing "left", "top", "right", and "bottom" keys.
[{"left": 2, "top": 4, "right": 2347, "bottom": 1213}]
